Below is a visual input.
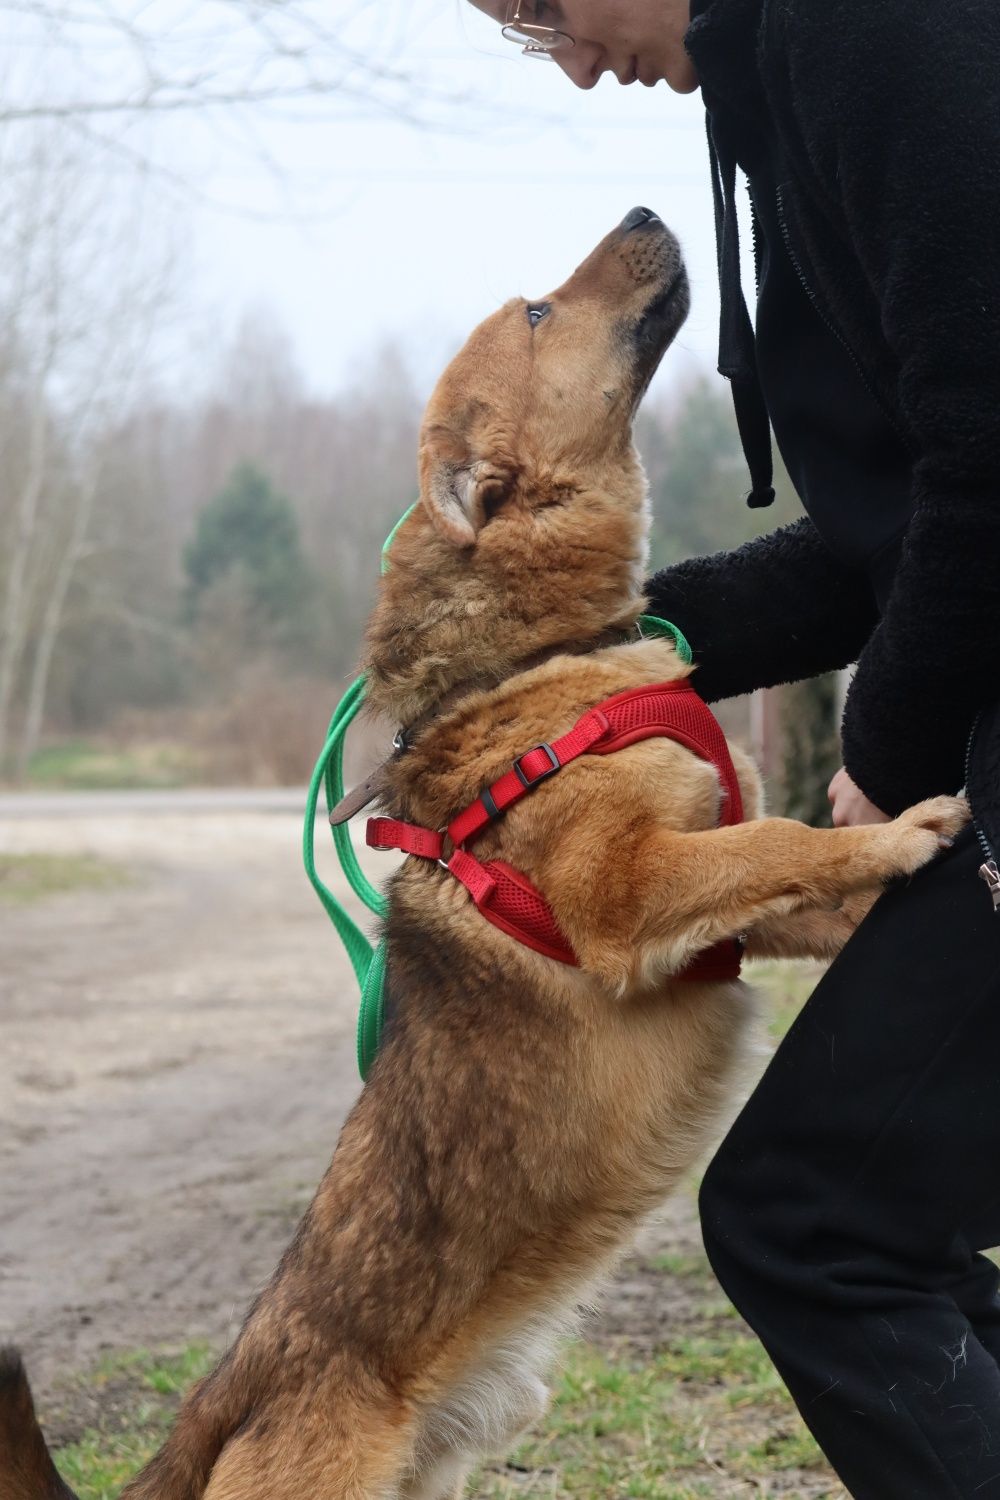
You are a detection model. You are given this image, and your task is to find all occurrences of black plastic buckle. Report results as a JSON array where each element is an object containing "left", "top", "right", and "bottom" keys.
[{"left": 513, "top": 742, "right": 561, "bottom": 789}]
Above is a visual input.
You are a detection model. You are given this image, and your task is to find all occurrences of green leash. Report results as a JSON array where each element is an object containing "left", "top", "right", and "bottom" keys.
[
  {"left": 303, "top": 672, "right": 388, "bottom": 1078},
  {"left": 302, "top": 508, "right": 414, "bottom": 1079},
  {"left": 303, "top": 503, "right": 691, "bottom": 1081},
  {"left": 635, "top": 613, "right": 693, "bottom": 665}
]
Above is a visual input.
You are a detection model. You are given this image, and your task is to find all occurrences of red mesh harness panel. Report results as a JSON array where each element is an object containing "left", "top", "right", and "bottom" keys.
[{"left": 367, "top": 679, "right": 745, "bottom": 982}]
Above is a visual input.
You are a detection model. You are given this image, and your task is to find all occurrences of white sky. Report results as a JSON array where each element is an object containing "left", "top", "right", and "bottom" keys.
[
  {"left": 184, "top": 1, "right": 727, "bottom": 399},
  {"left": 7, "top": 0, "right": 735, "bottom": 402}
]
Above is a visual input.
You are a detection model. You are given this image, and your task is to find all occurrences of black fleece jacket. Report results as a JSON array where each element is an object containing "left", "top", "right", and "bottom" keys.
[{"left": 646, "top": 0, "right": 1000, "bottom": 862}]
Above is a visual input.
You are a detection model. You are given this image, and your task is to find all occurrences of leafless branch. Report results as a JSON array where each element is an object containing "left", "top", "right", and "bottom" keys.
[{"left": 0, "top": 0, "right": 566, "bottom": 132}]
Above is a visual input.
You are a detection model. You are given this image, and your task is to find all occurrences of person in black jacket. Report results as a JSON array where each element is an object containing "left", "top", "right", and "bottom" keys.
[{"left": 470, "top": 3, "right": 1000, "bottom": 1497}]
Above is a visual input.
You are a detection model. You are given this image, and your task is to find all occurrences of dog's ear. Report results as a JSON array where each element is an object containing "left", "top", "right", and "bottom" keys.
[
  {"left": 420, "top": 436, "right": 512, "bottom": 549},
  {"left": 422, "top": 457, "right": 483, "bottom": 548}
]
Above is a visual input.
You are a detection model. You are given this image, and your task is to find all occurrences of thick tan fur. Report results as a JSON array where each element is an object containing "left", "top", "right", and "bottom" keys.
[{"left": 3, "top": 213, "right": 967, "bottom": 1500}]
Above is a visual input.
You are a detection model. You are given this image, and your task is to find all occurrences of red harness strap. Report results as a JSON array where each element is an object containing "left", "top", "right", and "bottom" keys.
[{"left": 367, "top": 680, "right": 744, "bottom": 981}]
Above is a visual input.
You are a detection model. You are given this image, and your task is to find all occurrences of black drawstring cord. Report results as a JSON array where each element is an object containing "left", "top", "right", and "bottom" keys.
[{"left": 706, "top": 114, "right": 776, "bottom": 509}]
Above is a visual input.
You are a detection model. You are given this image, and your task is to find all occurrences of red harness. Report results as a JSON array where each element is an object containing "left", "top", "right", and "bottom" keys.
[{"left": 367, "top": 679, "right": 745, "bottom": 982}]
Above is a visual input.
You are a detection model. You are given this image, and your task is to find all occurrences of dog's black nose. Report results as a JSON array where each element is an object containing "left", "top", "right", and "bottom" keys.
[{"left": 621, "top": 206, "right": 661, "bottom": 232}]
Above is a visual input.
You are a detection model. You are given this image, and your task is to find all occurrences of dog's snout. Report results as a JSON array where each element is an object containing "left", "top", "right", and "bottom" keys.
[{"left": 621, "top": 206, "right": 661, "bottom": 233}]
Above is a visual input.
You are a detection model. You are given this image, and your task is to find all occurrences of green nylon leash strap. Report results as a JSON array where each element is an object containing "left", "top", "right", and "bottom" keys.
[
  {"left": 637, "top": 613, "right": 693, "bottom": 665},
  {"left": 357, "top": 937, "right": 387, "bottom": 1080},
  {"left": 302, "top": 497, "right": 693, "bottom": 1080},
  {"left": 302, "top": 674, "right": 383, "bottom": 975},
  {"left": 303, "top": 506, "right": 418, "bottom": 1077},
  {"left": 302, "top": 675, "right": 392, "bottom": 1080},
  {"left": 302, "top": 504, "right": 421, "bottom": 942},
  {"left": 380, "top": 502, "right": 417, "bottom": 563}
]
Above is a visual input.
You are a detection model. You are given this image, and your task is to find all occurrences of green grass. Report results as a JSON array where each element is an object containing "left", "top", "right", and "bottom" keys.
[
  {"left": 21, "top": 740, "right": 198, "bottom": 791},
  {"left": 54, "top": 1346, "right": 215, "bottom": 1500},
  {"left": 0, "top": 853, "right": 132, "bottom": 905},
  {"left": 750, "top": 958, "right": 825, "bottom": 1043},
  {"left": 52, "top": 1334, "right": 836, "bottom": 1500},
  {"left": 645, "top": 1251, "right": 716, "bottom": 1282},
  {"left": 474, "top": 1338, "right": 830, "bottom": 1499}
]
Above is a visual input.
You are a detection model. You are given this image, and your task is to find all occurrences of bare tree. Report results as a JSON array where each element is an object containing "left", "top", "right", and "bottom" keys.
[
  {"left": 0, "top": 136, "right": 71, "bottom": 770},
  {"left": 0, "top": 126, "right": 176, "bottom": 777},
  {"left": 0, "top": 0, "right": 561, "bottom": 142}
]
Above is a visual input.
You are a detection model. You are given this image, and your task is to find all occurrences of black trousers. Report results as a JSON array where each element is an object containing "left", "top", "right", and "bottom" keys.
[{"left": 700, "top": 827, "right": 1000, "bottom": 1499}]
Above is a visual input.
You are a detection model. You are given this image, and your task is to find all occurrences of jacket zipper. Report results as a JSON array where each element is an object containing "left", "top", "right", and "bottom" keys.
[
  {"left": 774, "top": 185, "right": 912, "bottom": 452},
  {"left": 964, "top": 711, "right": 1000, "bottom": 911},
  {"left": 748, "top": 194, "right": 764, "bottom": 295}
]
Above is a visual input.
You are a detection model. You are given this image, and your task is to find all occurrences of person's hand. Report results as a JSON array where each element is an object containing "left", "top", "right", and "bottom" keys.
[{"left": 827, "top": 767, "right": 891, "bottom": 827}]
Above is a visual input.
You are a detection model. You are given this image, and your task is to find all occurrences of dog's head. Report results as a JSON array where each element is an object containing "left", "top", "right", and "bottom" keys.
[
  {"left": 366, "top": 209, "right": 688, "bottom": 718},
  {"left": 420, "top": 206, "right": 687, "bottom": 547}
]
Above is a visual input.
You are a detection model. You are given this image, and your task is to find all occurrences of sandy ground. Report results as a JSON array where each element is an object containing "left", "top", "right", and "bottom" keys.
[{"left": 1, "top": 798, "right": 382, "bottom": 1395}]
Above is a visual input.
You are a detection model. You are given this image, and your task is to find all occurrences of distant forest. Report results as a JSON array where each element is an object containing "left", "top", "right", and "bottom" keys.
[
  {"left": 0, "top": 8, "right": 843, "bottom": 823},
  {"left": 0, "top": 323, "right": 844, "bottom": 812}
]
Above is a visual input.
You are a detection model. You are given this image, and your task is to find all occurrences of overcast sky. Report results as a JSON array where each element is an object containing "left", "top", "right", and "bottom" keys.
[
  {"left": 180, "top": 0, "right": 730, "bottom": 399},
  {"left": 9, "top": 0, "right": 738, "bottom": 403}
]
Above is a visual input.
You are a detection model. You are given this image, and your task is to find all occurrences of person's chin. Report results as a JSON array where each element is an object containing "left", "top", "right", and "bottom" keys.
[
  {"left": 662, "top": 60, "right": 700, "bottom": 93},
  {"left": 637, "top": 55, "right": 698, "bottom": 91}
]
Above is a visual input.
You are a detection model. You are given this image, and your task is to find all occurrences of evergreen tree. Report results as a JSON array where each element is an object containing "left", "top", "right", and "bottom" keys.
[
  {"left": 640, "top": 376, "right": 799, "bottom": 570},
  {"left": 183, "top": 462, "right": 314, "bottom": 657}
]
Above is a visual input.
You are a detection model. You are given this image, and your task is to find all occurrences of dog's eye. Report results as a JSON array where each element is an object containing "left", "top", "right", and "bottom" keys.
[{"left": 526, "top": 302, "right": 551, "bottom": 327}]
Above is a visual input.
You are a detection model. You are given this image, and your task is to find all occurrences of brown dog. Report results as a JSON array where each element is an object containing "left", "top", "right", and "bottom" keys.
[{"left": 2, "top": 208, "right": 967, "bottom": 1500}]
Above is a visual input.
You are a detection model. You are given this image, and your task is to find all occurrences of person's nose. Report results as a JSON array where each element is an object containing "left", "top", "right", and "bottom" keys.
[{"left": 555, "top": 39, "right": 608, "bottom": 90}]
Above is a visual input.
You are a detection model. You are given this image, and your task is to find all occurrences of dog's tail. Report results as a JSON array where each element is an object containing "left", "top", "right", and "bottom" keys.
[{"left": 0, "top": 1346, "right": 77, "bottom": 1499}]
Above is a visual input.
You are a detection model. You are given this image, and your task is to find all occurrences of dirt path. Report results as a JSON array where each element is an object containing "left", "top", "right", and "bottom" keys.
[
  {"left": 1, "top": 797, "right": 847, "bottom": 1494},
  {"left": 0, "top": 801, "right": 377, "bottom": 1395},
  {"left": 3, "top": 797, "right": 739, "bottom": 1393},
  {"left": 1, "top": 800, "right": 710, "bottom": 1375}
]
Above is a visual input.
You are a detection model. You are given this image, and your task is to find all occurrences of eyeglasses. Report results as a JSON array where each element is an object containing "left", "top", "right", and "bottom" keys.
[{"left": 501, "top": 1, "right": 575, "bottom": 59}]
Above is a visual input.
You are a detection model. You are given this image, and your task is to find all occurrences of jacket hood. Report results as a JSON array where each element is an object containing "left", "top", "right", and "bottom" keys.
[{"left": 686, "top": 0, "right": 767, "bottom": 122}]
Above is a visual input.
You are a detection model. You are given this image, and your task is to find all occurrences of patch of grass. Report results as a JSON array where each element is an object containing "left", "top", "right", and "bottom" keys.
[
  {"left": 645, "top": 1252, "right": 712, "bottom": 1282},
  {"left": 53, "top": 1345, "right": 215, "bottom": 1500},
  {"left": 51, "top": 1333, "right": 839, "bottom": 1500},
  {"left": 22, "top": 739, "right": 199, "bottom": 791},
  {"left": 0, "top": 853, "right": 132, "bottom": 905},
  {"left": 57, "top": 1429, "right": 166, "bottom": 1500},
  {"left": 475, "top": 1340, "right": 833, "bottom": 1499},
  {"left": 749, "top": 959, "right": 825, "bottom": 1043},
  {"left": 129, "top": 1345, "right": 216, "bottom": 1398}
]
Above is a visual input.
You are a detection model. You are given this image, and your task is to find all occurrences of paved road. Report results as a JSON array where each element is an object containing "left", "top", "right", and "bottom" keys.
[{"left": 0, "top": 787, "right": 313, "bottom": 818}]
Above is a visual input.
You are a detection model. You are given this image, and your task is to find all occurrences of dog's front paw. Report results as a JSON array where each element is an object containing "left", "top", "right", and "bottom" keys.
[{"left": 881, "top": 795, "right": 970, "bottom": 876}]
